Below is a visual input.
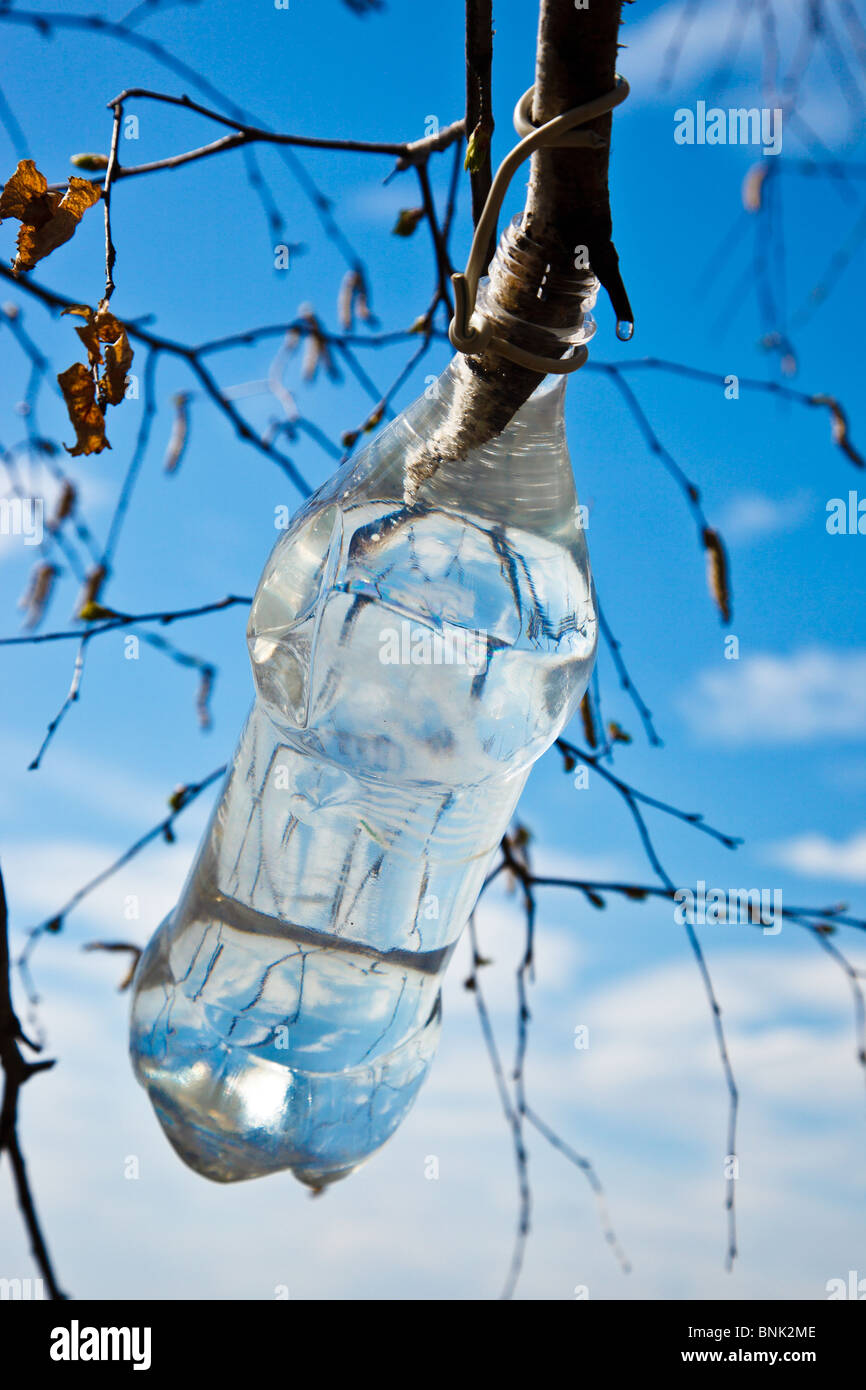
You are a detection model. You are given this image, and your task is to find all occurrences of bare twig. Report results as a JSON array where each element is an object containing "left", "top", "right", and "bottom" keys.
[{"left": 0, "top": 861, "right": 67, "bottom": 1298}]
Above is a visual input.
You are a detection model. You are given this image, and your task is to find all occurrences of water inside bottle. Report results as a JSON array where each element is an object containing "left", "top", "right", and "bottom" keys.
[{"left": 130, "top": 378, "right": 598, "bottom": 1186}]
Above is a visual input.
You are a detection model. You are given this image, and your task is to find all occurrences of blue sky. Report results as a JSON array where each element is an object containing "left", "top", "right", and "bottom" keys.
[{"left": 1, "top": 0, "right": 865, "bottom": 1299}]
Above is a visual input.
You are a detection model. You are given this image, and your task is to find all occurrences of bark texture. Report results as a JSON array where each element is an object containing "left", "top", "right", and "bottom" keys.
[{"left": 405, "top": 0, "right": 629, "bottom": 502}]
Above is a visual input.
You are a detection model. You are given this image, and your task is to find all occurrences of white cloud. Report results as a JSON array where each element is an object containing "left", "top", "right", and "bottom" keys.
[
  {"left": 0, "top": 460, "right": 110, "bottom": 563},
  {"left": 719, "top": 490, "right": 812, "bottom": 544},
  {"left": 1, "top": 833, "right": 199, "bottom": 941},
  {"left": 624, "top": 0, "right": 752, "bottom": 90},
  {"left": 770, "top": 828, "right": 866, "bottom": 882},
  {"left": 0, "top": 737, "right": 185, "bottom": 826},
  {"left": 681, "top": 648, "right": 866, "bottom": 744},
  {"left": 623, "top": 0, "right": 854, "bottom": 146},
  {"left": 2, "top": 836, "right": 864, "bottom": 1300}
]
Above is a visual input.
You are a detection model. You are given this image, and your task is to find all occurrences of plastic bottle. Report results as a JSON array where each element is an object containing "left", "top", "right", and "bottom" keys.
[{"left": 129, "top": 223, "right": 600, "bottom": 1187}]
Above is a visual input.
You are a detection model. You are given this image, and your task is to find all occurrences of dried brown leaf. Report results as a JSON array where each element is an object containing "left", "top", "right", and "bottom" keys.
[
  {"left": 61, "top": 303, "right": 134, "bottom": 406},
  {"left": 0, "top": 159, "right": 49, "bottom": 222},
  {"left": 57, "top": 362, "right": 109, "bottom": 456},
  {"left": 0, "top": 161, "right": 100, "bottom": 274},
  {"left": 102, "top": 324, "right": 133, "bottom": 406}
]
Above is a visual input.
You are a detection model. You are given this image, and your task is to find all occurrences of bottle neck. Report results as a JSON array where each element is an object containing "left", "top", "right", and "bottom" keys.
[
  {"left": 398, "top": 360, "right": 578, "bottom": 537},
  {"left": 476, "top": 216, "right": 598, "bottom": 367}
]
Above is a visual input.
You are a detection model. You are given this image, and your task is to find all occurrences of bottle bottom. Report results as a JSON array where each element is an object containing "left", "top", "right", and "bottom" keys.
[{"left": 130, "top": 924, "right": 443, "bottom": 1186}]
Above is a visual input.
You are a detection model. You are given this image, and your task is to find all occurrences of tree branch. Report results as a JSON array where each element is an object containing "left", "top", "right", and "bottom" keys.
[
  {"left": 0, "top": 862, "right": 67, "bottom": 1298},
  {"left": 405, "top": 0, "right": 632, "bottom": 495},
  {"left": 465, "top": 0, "right": 495, "bottom": 264}
]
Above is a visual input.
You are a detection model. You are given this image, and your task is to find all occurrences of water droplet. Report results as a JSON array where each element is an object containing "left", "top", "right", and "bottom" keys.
[{"left": 615, "top": 319, "right": 634, "bottom": 343}]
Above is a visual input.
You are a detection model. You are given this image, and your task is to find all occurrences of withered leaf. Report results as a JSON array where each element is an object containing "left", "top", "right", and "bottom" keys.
[
  {"left": 61, "top": 303, "right": 134, "bottom": 405},
  {"left": 102, "top": 326, "right": 134, "bottom": 406},
  {"left": 57, "top": 362, "right": 109, "bottom": 456},
  {"left": 62, "top": 303, "right": 102, "bottom": 364},
  {"left": 608, "top": 721, "right": 632, "bottom": 745},
  {"left": 0, "top": 159, "right": 57, "bottom": 223},
  {"left": 0, "top": 161, "right": 100, "bottom": 274}
]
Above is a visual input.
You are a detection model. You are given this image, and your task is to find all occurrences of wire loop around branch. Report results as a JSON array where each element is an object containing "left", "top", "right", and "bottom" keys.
[{"left": 448, "top": 75, "right": 630, "bottom": 374}]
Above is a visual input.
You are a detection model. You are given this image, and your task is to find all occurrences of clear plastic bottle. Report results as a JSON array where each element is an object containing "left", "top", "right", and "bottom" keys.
[{"left": 129, "top": 224, "right": 600, "bottom": 1187}]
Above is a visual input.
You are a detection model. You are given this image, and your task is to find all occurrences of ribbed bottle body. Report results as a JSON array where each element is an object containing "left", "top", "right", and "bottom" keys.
[{"left": 130, "top": 359, "right": 597, "bottom": 1185}]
